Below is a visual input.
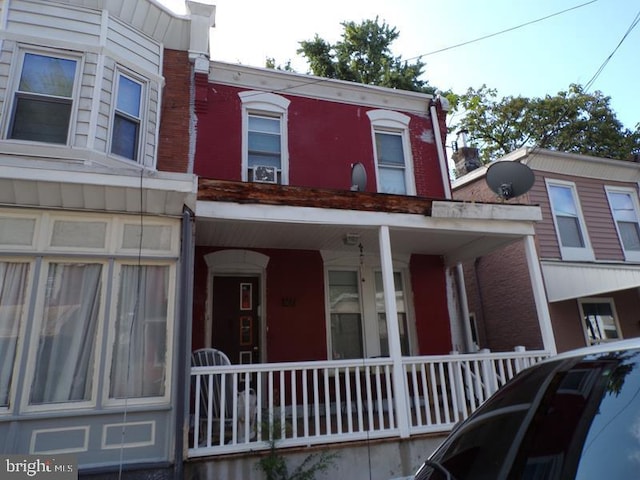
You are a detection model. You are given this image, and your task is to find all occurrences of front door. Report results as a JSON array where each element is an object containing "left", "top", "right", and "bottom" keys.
[{"left": 212, "top": 276, "right": 260, "bottom": 364}]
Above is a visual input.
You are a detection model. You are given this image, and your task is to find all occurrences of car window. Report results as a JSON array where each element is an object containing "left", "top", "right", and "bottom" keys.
[
  {"left": 417, "top": 349, "right": 640, "bottom": 480},
  {"left": 421, "top": 359, "right": 563, "bottom": 480}
]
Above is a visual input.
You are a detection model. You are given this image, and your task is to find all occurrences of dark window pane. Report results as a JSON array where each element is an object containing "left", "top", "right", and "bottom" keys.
[
  {"left": 10, "top": 97, "right": 71, "bottom": 143},
  {"left": 111, "top": 114, "right": 138, "bottom": 160},
  {"left": 557, "top": 216, "right": 584, "bottom": 248},
  {"left": 619, "top": 221, "right": 640, "bottom": 250}
]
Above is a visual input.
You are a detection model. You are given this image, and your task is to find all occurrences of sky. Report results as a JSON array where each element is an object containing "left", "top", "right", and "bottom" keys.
[{"left": 158, "top": 0, "right": 639, "bottom": 136}]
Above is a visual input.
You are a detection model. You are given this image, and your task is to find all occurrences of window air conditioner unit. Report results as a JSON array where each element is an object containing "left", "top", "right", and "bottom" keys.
[{"left": 253, "top": 165, "right": 277, "bottom": 183}]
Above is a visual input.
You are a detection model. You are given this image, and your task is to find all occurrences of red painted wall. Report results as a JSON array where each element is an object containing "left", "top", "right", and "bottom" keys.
[
  {"left": 263, "top": 249, "right": 327, "bottom": 362},
  {"left": 195, "top": 83, "right": 447, "bottom": 197},
  {"left": 410, "top": 254, "right": 452, "bottom": 354},
  {"left": 191, "top": 247, "right": 327, "bottom": 361}
]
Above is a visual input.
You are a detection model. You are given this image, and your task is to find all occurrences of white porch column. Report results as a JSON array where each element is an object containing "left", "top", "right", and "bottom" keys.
[
  {"left": 378, "top": 225, "right": 410, "bottom": 438},
  {"left": 524, "top": 235, "right": 557, "bottom": 354}
]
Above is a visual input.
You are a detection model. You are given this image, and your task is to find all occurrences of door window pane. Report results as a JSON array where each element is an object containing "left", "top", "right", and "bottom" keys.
[
  {"left": 110, "top": 265, "right": 169, "bottom": 398},
  {"left": 0, "top": 262, "right": 29, "bottom": 407},
  {"left": 329, "top": 271, "right": 363, "bottom": 359},
  {"left": 30, "top": 263, "right": 102, "bottom": 404}
]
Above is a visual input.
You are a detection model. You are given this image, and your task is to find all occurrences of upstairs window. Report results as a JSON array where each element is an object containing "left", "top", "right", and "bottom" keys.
[
  {"left": 546, "top": 180, "right": 593, "bottom": 261},
  {"left": 111, "top": 72, "right": 143, "bottom": 161},
  {"left": 375, "top": 132, "right": 407, "bottom": 194},
  {"left": 248, "top": 114, "right": 282, "bottom": 183},
  {"left": 239, "top": 91, "right": 290, "bottom": 185},
  {"left": 9, "top": 52, "right": 77, "bottom": 144},
  {"left": 605, "top": 187, "right": 640, "bottom": 261},
  {"left": 367, "top": 110, "right": 415, "bottom": 195}
]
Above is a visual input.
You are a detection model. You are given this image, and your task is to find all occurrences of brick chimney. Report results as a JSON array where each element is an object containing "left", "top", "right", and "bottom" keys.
[{"left": 452, "top": 130, "right": 481, "bottom": 177}]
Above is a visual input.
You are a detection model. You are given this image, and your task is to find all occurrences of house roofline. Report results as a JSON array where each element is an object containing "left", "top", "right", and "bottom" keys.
[{"left": 453, "top": 147, "right": 640, "bottom": 189}]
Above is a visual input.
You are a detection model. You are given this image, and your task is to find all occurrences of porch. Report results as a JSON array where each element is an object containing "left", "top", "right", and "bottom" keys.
[{"left": 188, "top": 348, "right": 549, "bottom": 458}]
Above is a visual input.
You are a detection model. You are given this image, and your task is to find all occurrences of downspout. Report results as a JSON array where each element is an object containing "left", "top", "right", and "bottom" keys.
[
  {"left": 429, "top": 96, "right": 451, "bottom": 201},
  {"left": 430, "top": 96, "right": 473, "bottom": 352},
  {"left": 174, "top": 207, "right": 195, "bottom": 479}
]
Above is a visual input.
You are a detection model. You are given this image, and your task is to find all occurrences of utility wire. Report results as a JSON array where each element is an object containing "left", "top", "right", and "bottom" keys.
[{"left": 405, "top": 0, "right": 598, "bottom": 61}]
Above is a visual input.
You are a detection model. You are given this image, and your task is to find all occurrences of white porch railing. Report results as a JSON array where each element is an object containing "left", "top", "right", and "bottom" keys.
[{"left": 188, "top": 348, "right": 550, "bottom": 457}]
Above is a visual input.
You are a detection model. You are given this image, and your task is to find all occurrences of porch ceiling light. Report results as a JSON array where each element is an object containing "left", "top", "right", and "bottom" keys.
[{"left": 343, "top": 233, "right": 360, "bottom": 246}]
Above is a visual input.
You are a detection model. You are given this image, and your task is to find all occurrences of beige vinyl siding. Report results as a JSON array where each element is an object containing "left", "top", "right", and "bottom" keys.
[
  {"left": 7, "top": 1, "right": 102, "bottom": 46},
  {"left": 528, "top": 173, "right": 562, "bottom": 259},
  {"left": 0, "top": 42, "right": 15, "bottom": 123},
  {"left": 106, "top": 16, "right": 161, "bottom": 76},
  {"left": 531, "top": 172, "right": 625, "bottom": 261}
]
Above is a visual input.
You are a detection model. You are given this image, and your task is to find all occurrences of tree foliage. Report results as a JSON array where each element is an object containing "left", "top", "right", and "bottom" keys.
[
  {"left": 450, "top": 84, "right": 640, "bottom": 163},
  {"left": 296, "top": 17, "right": 433, "bottom": 93}
]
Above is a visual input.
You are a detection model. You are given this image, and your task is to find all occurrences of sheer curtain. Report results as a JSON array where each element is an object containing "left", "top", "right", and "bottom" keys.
[
  {"left": 0, "top": 262, "right": 30, "bottom": 407},
  {"left": 110, "top": 265, "right": 169, "bottom": 399},
  {"left": 30, "top": 263, "right": 102, "bottom": 404}
]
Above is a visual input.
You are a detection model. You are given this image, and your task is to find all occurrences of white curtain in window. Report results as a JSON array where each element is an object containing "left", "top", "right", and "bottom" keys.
[
  {"left": 0, "top": 262, "right": 29, "bottom": 407},
  {"left": 30, "top": 263, "right": 102, "bottom": 404},
  {"left": 110, "top": 265, "right": 169, "bottom": 399}
]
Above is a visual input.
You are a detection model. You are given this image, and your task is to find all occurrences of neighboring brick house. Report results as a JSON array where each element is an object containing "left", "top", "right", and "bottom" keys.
[
  {"left": 0, "top": 0, "right": 213, "bottom": 477},
  {"left": 453, "top": 147, "right": 640, "bottom": 354}
]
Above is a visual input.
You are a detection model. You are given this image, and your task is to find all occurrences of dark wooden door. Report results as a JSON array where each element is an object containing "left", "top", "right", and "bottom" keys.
[{"left": 212, "top": 276, "right": 260, "bottom": 364}]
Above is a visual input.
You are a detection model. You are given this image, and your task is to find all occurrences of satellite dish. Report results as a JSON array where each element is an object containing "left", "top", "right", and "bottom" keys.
[
  {"left": 486, "top": 161, "right": 534, "bottom": 200},
  {"left": 350, "top": 162, "right": 367, "bottom": 191}
]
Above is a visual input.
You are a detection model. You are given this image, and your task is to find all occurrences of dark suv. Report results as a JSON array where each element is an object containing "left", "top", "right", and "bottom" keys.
[{"left": 414, "top": 339, "right": 640, "bottom": 480}]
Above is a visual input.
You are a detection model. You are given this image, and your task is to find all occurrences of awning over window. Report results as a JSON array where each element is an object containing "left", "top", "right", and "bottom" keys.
[{"left": 541, "top": 261, "right": 640, "bottom": 302}]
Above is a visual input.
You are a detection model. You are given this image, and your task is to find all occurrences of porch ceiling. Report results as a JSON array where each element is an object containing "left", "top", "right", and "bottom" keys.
[
  {"left": 195, "top": 216, "right": 526, "bottom": 265},
  {"left": 196, "top": 179, "right": 540, "bottom": 265}
]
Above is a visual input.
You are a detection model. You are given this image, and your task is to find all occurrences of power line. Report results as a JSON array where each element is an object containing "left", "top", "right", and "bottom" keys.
[{"left": 405, "top": 0, "right": 598, "bottom": 61}]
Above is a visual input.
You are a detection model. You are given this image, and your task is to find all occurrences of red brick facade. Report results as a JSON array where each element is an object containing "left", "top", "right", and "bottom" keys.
[{"left": 157, "top": 49, "right": 192, "bottom": 173}]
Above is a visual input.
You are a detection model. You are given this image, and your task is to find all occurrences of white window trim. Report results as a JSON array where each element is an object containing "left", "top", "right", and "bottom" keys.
[
  {"left": 21, "top": 258, "right": 108, "bottom": 413},
  {"left": 4, "top": 47, "right": 82, "bottom": 146},
  {"left": 366, "top": 109, "right": 415, "bottom": 196},
  {"left": 545, "top": 179, "right": 594, "bottom": 261},
  {"left": 578, "top": 297, "right": 622, "bottom": 346},
  {"left": 322, "top": 251, "right": 414, "bottom": 358},
  {"left": 102, "top": 261, "right": 176, "bottom": 407},
  {"left": 108, "top": 68, "right": 148, "bottom": 165},
  {"left": 604, "top": 186, "right": 640, "bottom": 262},
  {"left": 239, "top": 91, "right": 290, "bottom": 185}
]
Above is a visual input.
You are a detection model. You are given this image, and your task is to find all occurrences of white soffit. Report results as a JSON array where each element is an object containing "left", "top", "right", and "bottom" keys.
[{"left": 541, "top": 261, "right": 640, "bottom": 302}]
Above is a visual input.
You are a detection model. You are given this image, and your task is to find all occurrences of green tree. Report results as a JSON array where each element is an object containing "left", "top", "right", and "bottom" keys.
[
  {"left": 296, "top": 17, "right": 433, "bottom": 93},
  {"left": 452, "top": 84, "right": 640, "bottom": 163}
]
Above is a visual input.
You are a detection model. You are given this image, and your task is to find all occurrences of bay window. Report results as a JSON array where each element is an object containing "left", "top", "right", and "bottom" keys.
[
  {"left": 0, "top": 262, "right": 30, "bottom": 407},
  {"left": 30, "top": 263, "right": 103, "bottom": 405},
  {"left": 0, "top": 211, "right": 178, "bottom": 414},
  {"left": 111, "top": 72, "right": 144, "bottom": 161},
  {"left": 9, "top": 52, "right": 78, "bottom": 144}
]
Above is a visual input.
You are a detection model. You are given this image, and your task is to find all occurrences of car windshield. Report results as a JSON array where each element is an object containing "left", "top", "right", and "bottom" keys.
[{"left": 419, "top": 348, "right": 640, "bottom": 480}]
